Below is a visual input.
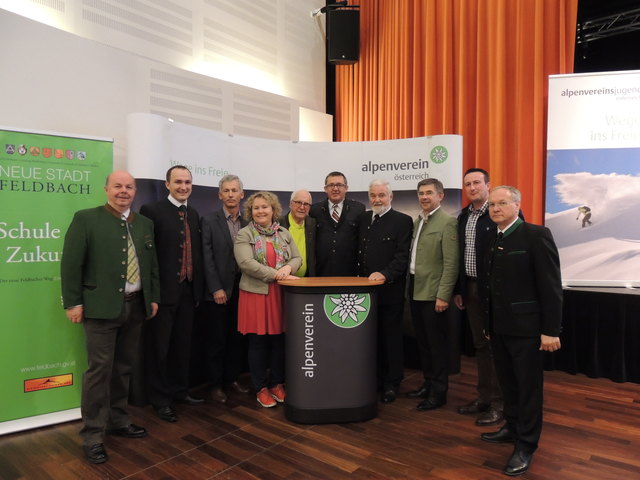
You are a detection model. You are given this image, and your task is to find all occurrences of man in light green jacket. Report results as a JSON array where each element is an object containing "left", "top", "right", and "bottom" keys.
[{"left": 406, "top": 178, "right": 459, "bottom": 411}]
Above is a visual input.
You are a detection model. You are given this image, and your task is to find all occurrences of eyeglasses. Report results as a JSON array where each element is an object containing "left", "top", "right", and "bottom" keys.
[
  {"left": 291, "top": 200, "right": 311, "bottom": 208},
  {"left": 488, "top": 201, "right": 514, "bottom": 209},
  {"left": 325, "top": 183, "right": 347, "bottom": 189}
]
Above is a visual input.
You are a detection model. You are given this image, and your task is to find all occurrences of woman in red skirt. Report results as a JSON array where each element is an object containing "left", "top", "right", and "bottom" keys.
[{"left": 234, "top": 191, "right": 301, "bottom": 407}]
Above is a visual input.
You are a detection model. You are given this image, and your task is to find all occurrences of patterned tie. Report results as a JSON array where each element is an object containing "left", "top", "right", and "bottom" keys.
[
  {"left": 125, "top": 222, "right": 140, "bottom": 284},
  {"left": 332, "top": 204, "right": 340, "bottom": 223},
  {"left": 178, "top": 205, "right": 193, "bottom": 282}
]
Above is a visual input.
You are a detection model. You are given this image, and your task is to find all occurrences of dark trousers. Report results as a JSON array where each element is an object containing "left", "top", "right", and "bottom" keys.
[
  {"left": 205, "top": 282, "right": 247, "bottom": 387},
  {"left": 378, "top": 302, "right": 405, "bottom": 389},
  {"left": 491, "top": 333, "right": 544, "bottom": 454},
  {"left": 464, "top": 278, "right": 502, "bottom": 407},
  {"left": 80, "top": 294, "right": 145, "bottom": 445},
  {"left": 144, "top": 281, "right": 195, "bottom": 407},
  {"left": 410, "top": 299, "right": 449, "bottom": 398},
  {"left": 247, "top": 333, "right": 285, "bottom": 391}
]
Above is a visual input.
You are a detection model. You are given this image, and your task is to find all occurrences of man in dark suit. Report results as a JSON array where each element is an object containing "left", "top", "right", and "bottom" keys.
[
  {"left": 309, "top": 171, "right": 365, "bottom": 276},
  {"left": 453, "top": 168, "right": 504, "bottom": 426},
  {"left": 201, "top": 174, "right": 249, "bottom": 403},
  {"left": 357, "top": 179, "right": 413, "bottom": 403},
  {"left": 278, "top": 189, "right": 316, "bottom": 277},
  {"left": 480, "top": 185, "right": 562, "bottom": 477},
  {"left": 61, "top": 170, "right": 160, "bottom": 464},
  {"left": 140, "top": 165, "right": 204, "bottom": 423}
]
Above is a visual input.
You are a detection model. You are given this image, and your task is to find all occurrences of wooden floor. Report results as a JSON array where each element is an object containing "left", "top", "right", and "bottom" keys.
[{"left": 1, "top": 356, "right": 639, "bottom": 480}]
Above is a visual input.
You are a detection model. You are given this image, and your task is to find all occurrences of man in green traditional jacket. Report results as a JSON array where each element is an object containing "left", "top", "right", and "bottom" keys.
[{"left": 61, "top": 170, "right": 160, "bottom": 465}]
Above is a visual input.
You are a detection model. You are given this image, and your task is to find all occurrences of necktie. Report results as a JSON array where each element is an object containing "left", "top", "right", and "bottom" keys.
[
  {"left": 125, "top": 220, "right": 140, "bottom": 284},
  {"left": 372, "top": 214, "right": 380, "bottom": 224},
  {"left": 332, "top": 204, "right": 340, "bottom": 223},
  {"left": 178, "top": 205, "right": 193, "bottom": 282}
]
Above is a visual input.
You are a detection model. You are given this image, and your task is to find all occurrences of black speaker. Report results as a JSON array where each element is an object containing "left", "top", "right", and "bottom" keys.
[{"left": 327, "top": 9, "right": 359, "bottom": 65}]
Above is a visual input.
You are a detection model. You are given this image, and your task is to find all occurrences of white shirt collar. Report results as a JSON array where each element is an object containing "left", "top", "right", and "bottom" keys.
[
  {"left": 498, "top": 217, "right": 519, "bottom": 234},
  {"left": 167, "top": 194, "right": 186, "bottom": 208},
  {"left": 420, "top": 205, "right": 440, "bottom": 220}
]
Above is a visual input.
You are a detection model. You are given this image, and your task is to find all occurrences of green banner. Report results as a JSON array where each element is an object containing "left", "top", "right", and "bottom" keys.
[{"left": 0, "top": 128, "right": 112, "bottom": 426}]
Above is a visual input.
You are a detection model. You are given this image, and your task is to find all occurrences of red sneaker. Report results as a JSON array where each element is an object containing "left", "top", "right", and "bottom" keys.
[
  {"left": 257, "top": 387, "right": 277, "bottom": 408},
  {"left": 269, "top": 384, "right": 286, "bottom": 403}
]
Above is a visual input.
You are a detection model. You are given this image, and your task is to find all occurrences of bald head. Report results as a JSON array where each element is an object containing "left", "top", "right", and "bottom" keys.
[{"left": 104, "top": 170, "right": 136, "bottom": 213}]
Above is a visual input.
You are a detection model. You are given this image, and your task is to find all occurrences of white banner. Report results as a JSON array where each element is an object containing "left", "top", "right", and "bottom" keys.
[
  {"left": 546, "top": 71, "right": 640, "bottom": 287},
  {"left": 126, "top": 113, "right": 462, "bottom": 193}
]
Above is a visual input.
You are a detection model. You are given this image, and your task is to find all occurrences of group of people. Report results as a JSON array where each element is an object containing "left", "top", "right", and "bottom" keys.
[{"left": 61, "top": 166, "right": 562, "bottom": 476}]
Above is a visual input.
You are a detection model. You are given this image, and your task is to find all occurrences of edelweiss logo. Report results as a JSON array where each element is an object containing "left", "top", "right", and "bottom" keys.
[
  {"left": 324, "top": 293, "right": 370, "bottom": 328},
  {"left": 430, "top": 145, "right": 448, "bottom": 164}
]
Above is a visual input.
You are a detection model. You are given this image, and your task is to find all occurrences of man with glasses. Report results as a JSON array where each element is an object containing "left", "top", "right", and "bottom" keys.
[
  {"left": 278, "top": 190, "right": 316, "bottom": 277},
  {"left": 480, "top": 186, "right": 562, "bottom": 476},
  {"left": 309, "top": 171, "right": 365, "bottom": 276}
]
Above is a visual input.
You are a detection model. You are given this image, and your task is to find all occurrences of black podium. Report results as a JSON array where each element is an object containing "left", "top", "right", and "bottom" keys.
[{"left": 279, "top": 277, "right": 383, "bottom": 424}]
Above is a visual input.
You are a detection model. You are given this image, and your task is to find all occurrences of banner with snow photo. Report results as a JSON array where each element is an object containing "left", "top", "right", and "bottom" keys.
[{"left": 546, "top": 71, "right": 640, "bottom": 286}]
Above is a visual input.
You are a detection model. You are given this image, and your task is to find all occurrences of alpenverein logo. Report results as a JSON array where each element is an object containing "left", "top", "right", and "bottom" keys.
[
  {"left": 324, "top": 293, "right": 370, "bottom": 328},
  {"left": 430, "top": 145, "right": 448, "bottom": 164},
  {"left": 24, "top": 374, "right": 73, "bottom": 393}
]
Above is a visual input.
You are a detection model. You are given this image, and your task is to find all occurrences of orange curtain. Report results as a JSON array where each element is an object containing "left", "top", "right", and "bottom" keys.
[{"left": 335, "top": 0, "right": 578, "bottom": 224}]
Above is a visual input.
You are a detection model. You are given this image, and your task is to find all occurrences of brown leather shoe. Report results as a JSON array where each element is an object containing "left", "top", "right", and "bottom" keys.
[
  {"left": 457, "top": 398, "right": 490, "bottom": 415},
  {"left": 475, "top": 407, "right": 504, "bottom": 426},
  {"left": 211, "top": 386, "right": 228, "bottom": 404}
]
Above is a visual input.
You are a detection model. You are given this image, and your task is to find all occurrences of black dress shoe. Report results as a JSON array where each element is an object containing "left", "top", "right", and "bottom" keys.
[
  {"left": 230, "top": 380, "right": 250, "bottom": 394},
  {"left": 107, "top": 423, "right": 147, "bottom": 438},
  {"left": 416, "top": 396, "right": 446, "bottom": 411},
  {"left": 504, "top": 449, "right": 532, "bottom": 476},
  {"left": 381, "top": 388, "right": 397, "bottom": 403},
  {"left": 175, "top": 394, "right": 204, "bottom": 405},
  {"left": 457, "top": 398, "right": 490, "bottom": 415},
  {"left": 475, "top": 407, "right": 504, "bottom": 426},
  {"left": 406, "top": 385, "right": 430, "bottom": 399},
  {"left": 155, "top": 405, "right": 177, "bottom": 422},
  {"left": 480, "top": 426, "right": 516, "bottom": 444},
  {"left": 83, "top": 443, "right": 108, "bottom": 464},
  {"left": 211, "top": 386, "right": 228, "bottom": 404}
]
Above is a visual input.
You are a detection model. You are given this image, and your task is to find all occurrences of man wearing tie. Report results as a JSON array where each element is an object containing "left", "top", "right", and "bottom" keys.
[
  {"left": 407, "top": 178, "right": 459, "bottom": 411},
  {"left": 309, "top": 171, "right": 365, "bottom": 276},
  {"left": 480, "top": 186, "right": 562, "bottom": 476},
  {"left": 140, "top": 165, "right": 204, "bottom": 423},
  {"left": 201, "top": 174, "right": 250, "bottom": 403},
  {"left": 61, "top": 170, "right": 160, "bottom": 464},
  {"left": 357, "top": 179, "right": 413, "bottom": 403}
]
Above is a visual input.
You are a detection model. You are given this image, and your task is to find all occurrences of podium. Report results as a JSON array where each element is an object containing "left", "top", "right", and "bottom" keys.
[{"left": 278, "top": 277, "right": 383, "bottom": 424}]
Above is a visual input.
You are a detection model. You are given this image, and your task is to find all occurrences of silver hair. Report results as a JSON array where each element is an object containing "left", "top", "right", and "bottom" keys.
[
  {"left": 369, "top": 178, "right": 392, "bottom": 195},
  {"left": 290, "top": 189, "right": 312, "bottom": 203},
  {"left": 218, "top": 174, "right": 243, "bottom": 191},
  {"left": 491, "top": 185, "right": 521, "bottom": 202}
]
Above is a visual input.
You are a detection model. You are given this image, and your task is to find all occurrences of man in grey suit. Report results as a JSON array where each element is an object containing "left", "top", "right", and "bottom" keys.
[
  {"left": 61, "top": 170, "right": 160, "bottom": 464},
  {"left": 201, "top": 174, "right": 249, "bottom": 403},
  {"left": 278, "top": 189, "right": 316, "bottom": 277}
]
